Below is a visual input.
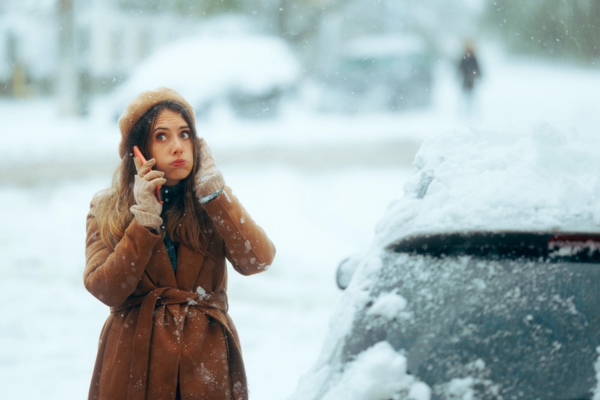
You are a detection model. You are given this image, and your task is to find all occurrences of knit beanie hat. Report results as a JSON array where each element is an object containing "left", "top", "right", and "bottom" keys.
[{"left": 117, "top": 87, "right": 195, "bottom": 158}]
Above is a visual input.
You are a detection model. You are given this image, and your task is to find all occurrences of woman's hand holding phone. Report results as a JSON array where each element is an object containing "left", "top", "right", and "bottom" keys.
[
  {"left": 130, "top": 147, "right": 166, "bottom": 231},
  {"left": 133, "top": 146, "right": 163, "bottom": 204}
]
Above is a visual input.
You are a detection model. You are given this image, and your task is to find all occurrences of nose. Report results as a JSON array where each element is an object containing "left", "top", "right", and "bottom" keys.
[{"left": 172, "top": 136, "right": 183, "bottom": 155}]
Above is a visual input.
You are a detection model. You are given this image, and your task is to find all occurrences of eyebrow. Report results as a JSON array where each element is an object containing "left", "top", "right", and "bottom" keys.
[{"left": 153, "top": 124, "right": 189, "bottom": 132}]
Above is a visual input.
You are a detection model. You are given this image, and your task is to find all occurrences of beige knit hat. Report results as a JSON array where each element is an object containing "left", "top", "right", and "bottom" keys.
[{"left": 117, "top": 87, "right": 195, "bottom": 158}]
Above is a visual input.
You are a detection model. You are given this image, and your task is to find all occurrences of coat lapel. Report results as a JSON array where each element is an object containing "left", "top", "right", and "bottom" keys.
[
  {"left": 175, "top": 244, "right": 206, "bottom": 291},
  {"left": 145, "top": 240, "right": 178, "bottom": 288}
]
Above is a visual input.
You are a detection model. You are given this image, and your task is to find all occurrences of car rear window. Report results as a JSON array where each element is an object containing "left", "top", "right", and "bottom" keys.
[{"left": 390, "top": 232, "right": 600, "bottom": 263}]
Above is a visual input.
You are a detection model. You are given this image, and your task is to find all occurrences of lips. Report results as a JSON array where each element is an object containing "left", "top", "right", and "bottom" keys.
[{"left": 171, "top": 159, "right": 187, "bottom": 167}]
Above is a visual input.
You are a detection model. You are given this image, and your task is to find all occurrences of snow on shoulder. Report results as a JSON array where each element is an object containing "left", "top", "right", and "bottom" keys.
[{"left": 376, "top": 125, "right": 600, "bottom": 248}]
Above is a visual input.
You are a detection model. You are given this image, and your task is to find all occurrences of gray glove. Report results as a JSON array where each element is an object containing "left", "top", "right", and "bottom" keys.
[
  {"left": 131, "top": 157, "right": 166, "bottom": 231},
  {"left": 194, "top": 138, "right": 225, "bottom": 203}
]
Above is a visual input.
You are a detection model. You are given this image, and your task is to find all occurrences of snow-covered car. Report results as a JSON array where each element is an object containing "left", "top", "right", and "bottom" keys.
[
  {"left": 292, "top": 127, "right": 600, "bottom": 400},
  {"left": 319, "top": 34, "right": 433, "bottom": 113},
  {"left": 108, "top": 32, "right": 301, "bottom": 120}
]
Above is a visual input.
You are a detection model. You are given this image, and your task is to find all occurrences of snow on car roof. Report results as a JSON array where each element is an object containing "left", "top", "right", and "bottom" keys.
[
  {"left": 110, "top": 32, "right": 300, "bottom": 112},
  {"left": 375, "top": 125, "right": 600, "bottom": 248}
]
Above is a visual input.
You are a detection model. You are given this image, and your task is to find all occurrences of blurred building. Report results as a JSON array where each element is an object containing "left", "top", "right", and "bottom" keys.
[{"left": 0, "top": 0, "right": 199, "bottom": 100}]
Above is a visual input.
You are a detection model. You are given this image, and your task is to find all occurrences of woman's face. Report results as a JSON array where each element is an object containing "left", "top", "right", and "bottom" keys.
[{"left": 149, "top": 109, "right": 194, "bottom": 186}]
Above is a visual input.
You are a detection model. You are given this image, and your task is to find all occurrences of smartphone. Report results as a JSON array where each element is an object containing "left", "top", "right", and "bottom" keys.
[{"left": 133, "top": 146, "right": 163, "bottom": 204}]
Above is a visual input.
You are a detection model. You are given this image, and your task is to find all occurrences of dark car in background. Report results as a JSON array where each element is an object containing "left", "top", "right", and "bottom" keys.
[
  {"left": 319, "top": 34, "right": 433, "bottom": 113},
  {"left": 337, "top": 231, "right": 600, "bottom": 399}
]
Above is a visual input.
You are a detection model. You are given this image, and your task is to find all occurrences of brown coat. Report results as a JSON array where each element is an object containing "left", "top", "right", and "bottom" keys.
[{"left": 84, "top": 186, "right": 276, "bottom": 400}]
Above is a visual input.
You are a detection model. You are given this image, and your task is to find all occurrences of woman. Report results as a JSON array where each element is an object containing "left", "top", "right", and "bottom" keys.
[{"left": 84, "top": 87, "right": 276, "bottom": 400}]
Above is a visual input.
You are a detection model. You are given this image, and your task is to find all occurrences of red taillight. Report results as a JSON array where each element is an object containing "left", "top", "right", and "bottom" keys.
[
  {"left": 548, "top": 235, "right": 600, "bottom": 258},
  {"left": 549, "top": 235, "right": 600, "bottom": 243}
]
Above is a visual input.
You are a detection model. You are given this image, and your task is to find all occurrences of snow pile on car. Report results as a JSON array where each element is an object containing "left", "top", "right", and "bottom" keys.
[
  {"left": 316, "top": 341, "right": 430, "bottom": 400},
  {"left": 376, "top": 125, "right": 600, "bottom": 248},
  {"left": 291, "top": 336, "right": 430, "bottom": 400},
  {"left": 290, "top": 256, "right": 431, "bottom": 400},
  {"left": 109, "top": 32, "right": 300, "bottom": 116}
]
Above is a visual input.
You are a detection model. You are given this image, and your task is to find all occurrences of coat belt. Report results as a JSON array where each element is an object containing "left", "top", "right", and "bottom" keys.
[{"left": 114, "top": 288, "right": 231, "bottom": 400}]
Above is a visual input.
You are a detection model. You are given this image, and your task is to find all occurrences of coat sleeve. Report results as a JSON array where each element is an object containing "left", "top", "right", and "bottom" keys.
[
  {"left": 202, "top": 186, "right": 276, "bottom": 275},
  {"left": 84, "top": 197, "right": 162, "bottom": 307}
]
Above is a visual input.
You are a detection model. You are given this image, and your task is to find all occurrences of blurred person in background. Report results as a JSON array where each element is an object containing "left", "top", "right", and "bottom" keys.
[
  {"left": 83, "top": 87, "right": 276, "bottom": 400},
  {"left": 458, "top": 39, "right": 482, "bottom": 116}
]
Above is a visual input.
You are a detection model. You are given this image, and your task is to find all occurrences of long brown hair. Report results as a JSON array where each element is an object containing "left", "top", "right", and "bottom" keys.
[{"left": 94, "top": 101, "right": 209, "bottom": 252}]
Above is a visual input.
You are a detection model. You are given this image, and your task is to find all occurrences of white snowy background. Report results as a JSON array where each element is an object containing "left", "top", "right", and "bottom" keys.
[{"left": 1, "top": 32, "right": 600, "bottom": 400}]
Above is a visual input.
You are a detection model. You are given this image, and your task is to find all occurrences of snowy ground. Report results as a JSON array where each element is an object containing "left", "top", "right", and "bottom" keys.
[{"left": 1, "top": 49, "right": 599, "bottom": 399}]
